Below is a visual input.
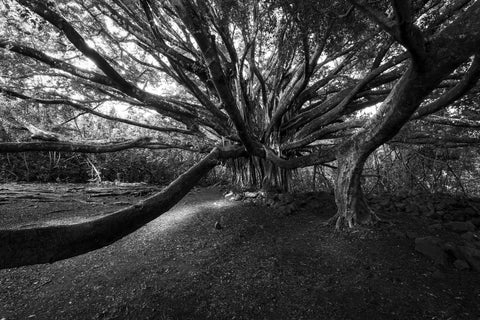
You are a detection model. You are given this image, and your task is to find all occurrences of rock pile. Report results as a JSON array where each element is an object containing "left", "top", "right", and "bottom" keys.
[
  {"left": 415, "top": 235, "right": 480, "bottom": 272},
  {"left": 225, "top": 190, "right": 480, "bottom": 272},
  {"left": 224, "top": 190, "right": 331, "bottom": 216},
  {"left": 370, "top": 193, "right": 480, "bottom": 223},
  {"left": 409, "top": 195, "right": 480, "bottom": 272}
]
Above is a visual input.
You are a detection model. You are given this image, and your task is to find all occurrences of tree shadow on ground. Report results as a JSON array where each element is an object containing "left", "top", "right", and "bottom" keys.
[{"left": 0, "top": 187, "right": 479, "bottom": 319}]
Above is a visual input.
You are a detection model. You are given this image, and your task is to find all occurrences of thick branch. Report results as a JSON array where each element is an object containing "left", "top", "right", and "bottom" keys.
[
  {"left": 1, "top": 88, "right": 194, "bottom": 135},
  {"left": 414, "top": 55, "right": 480, "bottom": 119},
  {"left": 264, "top": 146, "right": 337, "bottom": 169},
  {"left": 16, "top": 0, "right": 135, "bottom": 91},
  {"left": 422, "top": 115, "right": 480, "bottom": 128},
  {"left": 0, "top": 40, "right": 114, "bottom": 87},
  {"left": 0, "top": 137, "right": 158, "bottom": 153},
  {"left": 349, "top": 0, "right": 426, "bottom": 63},
  {"left": 392, "top": 133, "right": 480, "bottom": 147},
  {"left": 14, "top": 0, "right": 199, "bottom": 126},
  {"left": 283, "top": 120, "right": 364, "bottom": 151},
  {"left": 171, "top": 0, "right": 262, "bottom": 155},
  {"left": 340, "top": 0, "right": 480, "bottom": 165},
  {"left": 390, "top": 0, "right": 426, "bottom": 63},
  {"left": 0, "top": 146, "right": 245, "bottom": 268},
  {"left": 294, "top": 53, "right": 407, "bottom": 139}
]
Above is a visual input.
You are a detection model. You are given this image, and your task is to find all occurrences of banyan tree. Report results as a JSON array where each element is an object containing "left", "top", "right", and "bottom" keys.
[{"left": 1, "top": 0, "right": 480, "bottom": 267}]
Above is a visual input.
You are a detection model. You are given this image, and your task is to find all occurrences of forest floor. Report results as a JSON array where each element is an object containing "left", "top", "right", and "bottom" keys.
[{"left": 0, "top": 183, "right": 479, "bottom": 320}]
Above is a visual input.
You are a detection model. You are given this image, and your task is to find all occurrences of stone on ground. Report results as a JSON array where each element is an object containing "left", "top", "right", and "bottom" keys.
[
  {"left": 457, "top": 246, "right": 480, "bottom": 272},
  {"left": 443, "top": 221, "right": 476, "bottom": 233},
  {"left": 453, "top": 259, "right": 470, "bottom": 271},
  {"left": 415, "top": 236, "right": 448, "bottom": 265}
]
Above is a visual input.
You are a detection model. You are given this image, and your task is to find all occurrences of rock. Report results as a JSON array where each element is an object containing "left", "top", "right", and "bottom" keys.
[
  {"left": 392, "top": 230, "right": 406, "bottom": 238},
  {"left": 450, "top": 211, "right": 466, "bottom": 222},
  {"left": 253, "top": 198, "right": 264, "bottom": 206},
  {"left": 243, "top": 191, "right": 258, "bottom": 198},
  {"left": 470, "top": 217, "right": 480, "bottom": 227},
  {"left": 457, "top": 246, "right": 480, "bottom": 272},
  {"left": 278, "top": 193, "right": 294, "bottom": 204},
  {"left": 415, "top": 236, "right": 448, "bottom": 265},
  {"left": 265, "top": 198, "right": 275, "bottom": 207},
  {"left": 443, "top": 221, "right": 476, "bottom": 233},
  {"left": 453, "top": 259, "right": 470, "bottom": 271},
  {"left": 406, "top": 231, "right": 419, "bottom": 239},
  {"left": 233, "top": 194, "right": 243, "bottom": 201},
  {"left": 405, "top": 203, "right": 417, "bottom": 213},
  {"left": 424, "top": 209, "right": 436, "bottom": 218},
  {"left": 214, "top": 221, "right": 222, "bottom": 230},
  {"left": 442, "top": 213, "right": 453, "bottom": 221},
  {"left": 431, "top": 269, "right": 446, "bottom": 279},
  {"left": 443, "top": 242, "right": 465, "bottom": 262},
  {"left": 278, "top": 203, "right": 297, "bottom": 216},
  {"left": 428, "top": 224, "right": 443, "bottom": 232},
  {"left": 442, "top": 242, "right": 456, "bottom": 252},
  {"left": 461, "top": 231, "right": 476, "bottom": 242},
  {"left": 436, "top": 201, "right": 447, "bottom": 211},
  {"left": 464, "top": 207, "right": 477, "bottom": 216},
  {"left": 225, "top": 191, "right": 243, "bottom": 201},
  {"left": 429, "top": 213, "right": 443, "bottom": 220}
]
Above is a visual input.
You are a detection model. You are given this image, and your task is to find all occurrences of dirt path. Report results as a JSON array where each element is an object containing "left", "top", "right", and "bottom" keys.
[{"left": 0, "top": 185, "right": 479, "bottom": 319}]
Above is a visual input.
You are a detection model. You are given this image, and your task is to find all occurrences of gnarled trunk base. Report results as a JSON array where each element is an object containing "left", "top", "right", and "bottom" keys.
[{"left": 333, "top": 150, "right": 378, "bottom": 230}]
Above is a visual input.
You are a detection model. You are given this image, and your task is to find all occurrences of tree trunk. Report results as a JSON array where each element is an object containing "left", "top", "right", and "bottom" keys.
[
  {"left": 332, "top": 65, "right": 437, "bottom": 228},
  {"left": 334, "top": 146, "right": 376, "bottom": 229},
  {"left": 0, "top": 147, "right": 225, "bottom": 269}
]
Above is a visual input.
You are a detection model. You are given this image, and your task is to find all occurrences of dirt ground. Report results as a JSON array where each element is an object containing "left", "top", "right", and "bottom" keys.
[{"left": 0, "top": 183, "right": 479, "bottom": 320}]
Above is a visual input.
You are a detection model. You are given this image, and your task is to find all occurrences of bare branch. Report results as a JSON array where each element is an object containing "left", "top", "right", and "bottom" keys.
[
  {"left": 422, "top": 115, "right": 480, "bottom": 128},
  {"left": 0, "top": 137, "right": 155, "bottom": 153},
  {"left": 1, "top": 88, "right": 194, "bottom": 135},
  {"left": 0, "top": 40, "right": 114, "bottom": 87}
]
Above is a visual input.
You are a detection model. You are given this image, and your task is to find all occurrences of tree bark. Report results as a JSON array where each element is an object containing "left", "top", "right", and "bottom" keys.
[
  {"left": 333, "top": 65, "right": 433, "bottom": 228},
  {"left": 332, "top": 0, "right": 480, "bottom": 228},
  {"left": 334, "top": 147, "right": 375, "bottom": 229},
  {"left": 0, "top": 147, "right": 230, "bottom": 269}
]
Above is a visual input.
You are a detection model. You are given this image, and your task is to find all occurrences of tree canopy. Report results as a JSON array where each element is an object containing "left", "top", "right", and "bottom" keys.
[{"left": 2, "top": 1, "right": 479, "bottom": 151}]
